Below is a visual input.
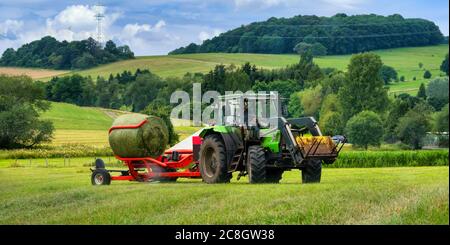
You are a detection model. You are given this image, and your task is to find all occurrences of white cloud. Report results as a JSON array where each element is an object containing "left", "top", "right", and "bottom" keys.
[
  {"left": 0, "top": 19, "right": 24, "bottom": 36},
  {"left": 198, "top": 29, "right": 222, "bottom": 42},
  {"left": 321, "top": 0, "right": 367, "bottom": 9},
  {"left": 234, "top": 0, "right": 367, "bottom": 10},
  {"left": 123, "top": 23, "right": 152, "bottom": 37},
  {"left": 154, "top": 20, "right": 166, "bottom": 30},
  {"left": 234, "top": 0, "right": 295, "bottom": 9}
]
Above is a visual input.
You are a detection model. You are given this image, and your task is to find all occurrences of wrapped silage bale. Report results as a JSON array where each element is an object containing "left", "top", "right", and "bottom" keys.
[{"left": 108, "top": 113, "right": 169, "bottom": 158}]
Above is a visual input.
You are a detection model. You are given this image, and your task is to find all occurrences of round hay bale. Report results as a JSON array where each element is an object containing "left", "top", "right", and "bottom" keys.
[{"left": 108, "top": 114, "right": 169, "bottom": 158}]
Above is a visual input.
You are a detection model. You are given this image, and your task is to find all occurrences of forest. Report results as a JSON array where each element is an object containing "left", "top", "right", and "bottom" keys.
[
  {"left": 170, "top": 13, "right": 444, "bottom": 55},
  {"left": 0, "top": 36, "right": 134, "bottom": 70}
]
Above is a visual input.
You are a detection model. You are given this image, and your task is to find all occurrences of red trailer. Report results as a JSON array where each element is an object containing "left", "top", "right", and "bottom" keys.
[{"left": 91, "top": 130, "right": 203, "bottom": 185}]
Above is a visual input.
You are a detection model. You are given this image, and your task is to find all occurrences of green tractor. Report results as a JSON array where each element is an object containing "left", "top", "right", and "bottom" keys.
[{"left": 197, "top": 93, "right": 346, "bottom": 184}]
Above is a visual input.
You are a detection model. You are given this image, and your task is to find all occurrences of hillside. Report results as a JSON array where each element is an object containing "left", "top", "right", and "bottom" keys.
[
  {"left": 170, "top": 14, "right": 443, "bottom": 55},
  {"left": 75, "top": 44, "right": 449, "bottom": 95},
  {"left": 1, "top": 44, "right": 447, "bottom": 94}
]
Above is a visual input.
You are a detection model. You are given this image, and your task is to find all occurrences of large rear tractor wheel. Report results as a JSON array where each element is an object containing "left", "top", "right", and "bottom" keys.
[
  {"left": 247, "top": 145, "right": 267, "bottom": 184},
  {"left": 199, "top": 135, "right": 232, "bottom": 183},
  {"left": 301, "top": 159, "right": 322, "bottom": 183}
]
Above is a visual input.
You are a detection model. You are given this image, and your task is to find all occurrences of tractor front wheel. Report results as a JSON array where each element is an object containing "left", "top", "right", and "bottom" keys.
[
  {"left": 247, "top": 145, "right": 267, "bottom": 183},
  {"left": 199, "top": 135, "right": 231, "bottom": 183},
  {"left": 301, "top": 159, "right": 322, "bottom": 183}
]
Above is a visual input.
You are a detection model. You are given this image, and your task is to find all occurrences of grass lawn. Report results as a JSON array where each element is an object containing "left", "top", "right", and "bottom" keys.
[{"left": 0, "top": 164, "right": 447, "bottom": 224}]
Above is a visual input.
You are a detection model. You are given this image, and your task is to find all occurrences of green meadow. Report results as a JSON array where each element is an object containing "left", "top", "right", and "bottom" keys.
[{"left": 0, "top": 163, "right": 447, "bottom": 224}]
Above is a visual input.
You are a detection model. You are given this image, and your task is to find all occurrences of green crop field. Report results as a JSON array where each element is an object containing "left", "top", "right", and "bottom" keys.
[{"left": 0, "top": 162, "right": 447, "bottom": 224}]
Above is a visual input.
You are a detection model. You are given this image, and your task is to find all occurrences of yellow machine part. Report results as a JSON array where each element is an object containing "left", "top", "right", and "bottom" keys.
[{"left": 295, "top": 136, "right": 336, "bottom": 156}]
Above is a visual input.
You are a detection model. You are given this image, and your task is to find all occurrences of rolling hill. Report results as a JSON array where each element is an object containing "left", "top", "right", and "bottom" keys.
[
  {"left": 69, "top": 44, "right": 450, "bottom": 95},
  {"left": 1, "top": 44, "right": 448, "bottom": 94},
  {"left": 170, "top": 14, "right": 443, "bottom": 55}
]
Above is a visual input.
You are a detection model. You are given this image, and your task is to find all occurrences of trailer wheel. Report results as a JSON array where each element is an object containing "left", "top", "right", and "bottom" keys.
[
  {"left": 265, "top": 169, "right": 283, "bottom": 183},
  {"left": 91, "top": 169, "right": 111, "bottom": 185},
  {"left": 199, "top": 135, "right": 231, "bottom": 183},
  {"left": 301, "top": 159, "right": 322, "bottom": 183},
  {"left": 247, "top": 145, "right": 267, "bottom": 184}
]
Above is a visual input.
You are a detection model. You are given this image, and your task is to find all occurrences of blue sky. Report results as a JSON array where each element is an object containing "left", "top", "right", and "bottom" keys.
[{"left": 0, "top": 0, "right": 448, "bottom": 55}]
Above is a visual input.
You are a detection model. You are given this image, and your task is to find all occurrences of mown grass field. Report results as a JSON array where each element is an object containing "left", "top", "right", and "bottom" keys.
[
  {"left": 41, "top": 102, "right": 113, "bottom": 131},
  {"left": 0, "top": 67, "right": 68, "bottom": 79},
  {"left": 0, "top": 162, "right": 447, "bottom": 224}
]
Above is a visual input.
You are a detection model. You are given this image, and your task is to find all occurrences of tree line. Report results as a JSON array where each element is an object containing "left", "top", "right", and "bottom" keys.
[
  {"left": 0, "top": 36, "right": 134, "bottom": 70},
  {"left": 170, "top": 13, "right": 443, "bottom": 55}
]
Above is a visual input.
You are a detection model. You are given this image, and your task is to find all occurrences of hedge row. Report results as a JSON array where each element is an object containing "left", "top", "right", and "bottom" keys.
[
  {"left": 328, "top": 150, "right": 449, "bottom": 168},
  {"left": 0, "top": 144, "right": 113, "bottom": 159}
]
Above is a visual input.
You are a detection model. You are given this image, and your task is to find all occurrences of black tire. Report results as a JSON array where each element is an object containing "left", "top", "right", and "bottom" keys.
[
  {"left": 199, "top": 135, "right": 232, "bottom": 183},
  {"left": 265, "top": 169, "right": 284, "bottom": 183},
  {"left": 91, "top": 169, "right": 111, "bottom": 185},
  {"left": 247, "top": 145, "right": 267, "bottom": 183},
  {"left": 301, "top": 159, "right": 322, "bottom": 183}
]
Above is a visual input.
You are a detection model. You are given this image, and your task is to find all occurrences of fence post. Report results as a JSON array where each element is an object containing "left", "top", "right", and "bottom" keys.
[
  {"left": 68, "top": 157, "right": 70, "bottom": 167},
  {"left": 29, "top": 159, "right": 32, "bottom": 167},
  {"left": 64, "top": 157, "right": 66, "bottom": 167},
  {"left": 45, "top": 158, "right": 48, "bottom": 168}
]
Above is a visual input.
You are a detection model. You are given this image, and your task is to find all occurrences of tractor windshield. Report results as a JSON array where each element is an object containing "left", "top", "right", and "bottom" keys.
[{"left": 218, "top": 93, "right": 281, "bottom": 127}]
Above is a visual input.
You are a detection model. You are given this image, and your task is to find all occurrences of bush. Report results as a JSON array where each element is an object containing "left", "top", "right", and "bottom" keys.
[
  {"left": 423, "top": 70, "right": 432, "bottom": 79},
  {"left": 379, "top": 65, "right": 398, "bottom": 85},
  {"left": 440, "top": 53, "right": 449, "bottom": 76},
  {"left": 434, "top": 103, "right": 449, "bottom": 132},
  {"left": 0, "top": 144, "right": 113, "bottom": 159},
  {"left": 327, "top": 150, "right": 448, "bottom": 168},
  {"left": 345, "top": 111, "right": 384, "bottom": 149},
  {"left": 396, "top": 103, "right": 433, "bottom": 149},
  {"left": 426, "top": 77, "right": 449, "bottom": 111},
  {"left": 0, "top": 75, "right": 54, "bottom": 148}
]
